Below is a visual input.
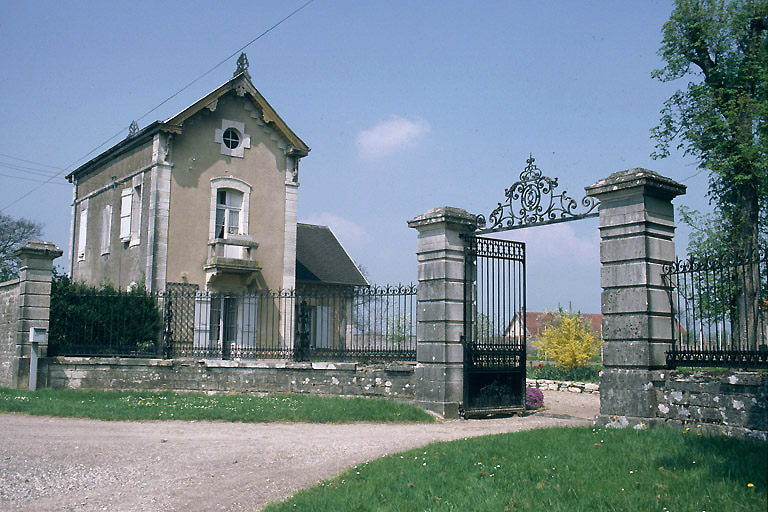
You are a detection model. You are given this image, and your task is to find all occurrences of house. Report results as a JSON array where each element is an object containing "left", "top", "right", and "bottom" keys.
[{"left": 65, "top": 54, "right": 366, "bottom": 357}]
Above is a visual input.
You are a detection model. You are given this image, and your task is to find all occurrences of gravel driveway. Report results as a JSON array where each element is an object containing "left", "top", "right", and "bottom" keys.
[{"left": 0, "top": 390, "right": 598, "bottom": 511}]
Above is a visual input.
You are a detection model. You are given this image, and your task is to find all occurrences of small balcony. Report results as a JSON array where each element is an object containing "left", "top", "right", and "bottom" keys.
[{"left": 205, "top": 235, "right": 261, "bottom": 274}]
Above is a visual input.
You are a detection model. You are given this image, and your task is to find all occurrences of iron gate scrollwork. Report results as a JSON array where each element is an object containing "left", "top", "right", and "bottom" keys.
[{"left": 462, "top": 235, "right": 526, "bottom": 417}]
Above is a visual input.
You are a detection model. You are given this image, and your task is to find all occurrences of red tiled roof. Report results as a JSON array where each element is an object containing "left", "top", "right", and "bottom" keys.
[{"left": 507, "top": 312, "right": 603, "bottom": 338}]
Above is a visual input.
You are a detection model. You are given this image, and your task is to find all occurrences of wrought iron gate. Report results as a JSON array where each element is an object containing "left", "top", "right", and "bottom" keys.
[{"left": 462, "top": 235, "right": 526, "bottom": 417}]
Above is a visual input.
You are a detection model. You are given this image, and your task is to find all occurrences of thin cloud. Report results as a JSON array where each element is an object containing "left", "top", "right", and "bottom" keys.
[
  {"left": 356, "top": 116, "right": 430, "bottom": 158},
  {"left": 301, "top": 212, "right": 370, "bottom": 249}
]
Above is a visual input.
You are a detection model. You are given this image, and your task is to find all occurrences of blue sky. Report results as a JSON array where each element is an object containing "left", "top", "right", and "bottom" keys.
[{"left": 0, "top": 1, "right": 710, "bottom": 313}]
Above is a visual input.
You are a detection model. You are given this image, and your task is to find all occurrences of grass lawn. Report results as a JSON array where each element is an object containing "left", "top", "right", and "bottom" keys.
[
  {"left": 0, "top": 388, "right": 434, "bottom": 423},
  {"left": 264, "top": 426, "right": 767, "bottom": 512}
]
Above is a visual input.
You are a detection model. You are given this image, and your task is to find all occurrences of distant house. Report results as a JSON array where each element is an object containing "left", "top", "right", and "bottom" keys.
[
  {"left": 65, "top": 55, "right": 366, "bottom": 356},
  {"left": 505, "top": 311, "right": 603, "bottom": 346}
]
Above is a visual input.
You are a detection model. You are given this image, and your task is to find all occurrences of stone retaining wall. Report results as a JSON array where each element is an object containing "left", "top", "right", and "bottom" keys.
[
  {"left": 650, "top": 370, "right": 767, "bottom": 441},
  {"left": 526, "top": 378, "right": 600, "bottom": 394},
  {"left": 41, "top": 357, "right": 415, "bottom": 398},
  {"left": 597, "top": 370, "right": 767, "bottom": 441}
]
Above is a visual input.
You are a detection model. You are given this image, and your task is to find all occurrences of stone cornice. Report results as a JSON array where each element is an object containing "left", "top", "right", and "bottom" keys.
[
  {"left": 408, "top": 206, "right": 480, "bottom": 230},
  {"left": 585, "top": 168, "right": 686, "bottom": 201}
]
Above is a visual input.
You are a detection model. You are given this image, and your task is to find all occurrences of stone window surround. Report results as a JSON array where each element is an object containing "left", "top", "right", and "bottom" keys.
[{"left": 209, "top": 176, "right": 251, "bottom": 241}]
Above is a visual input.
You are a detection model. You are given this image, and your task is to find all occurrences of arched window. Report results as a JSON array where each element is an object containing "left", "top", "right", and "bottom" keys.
[{"left": 209, "top": 177, "right": 251, "bottom": 240}]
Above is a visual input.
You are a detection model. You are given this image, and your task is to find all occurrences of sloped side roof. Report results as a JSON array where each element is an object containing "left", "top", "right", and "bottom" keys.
[
  {"left": 296, "top": 223, "right": 368, "bottom": 286},
  {"left": 67, "top": 72, "right": 309, "bottom": 181}
]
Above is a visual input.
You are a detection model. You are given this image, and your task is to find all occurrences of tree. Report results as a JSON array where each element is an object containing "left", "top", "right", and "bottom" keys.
[
  {"left": 651, "top": 0, "right": 767, "bottom": 254},
  {"left": 653, "top": 1, "right": 767, "bottom": 350},
  {"left": 0, "top": 213, "right": 44, "bottom": 282},
  {"left": 674, "top": 206, "right": 767, "bottom": 347}
]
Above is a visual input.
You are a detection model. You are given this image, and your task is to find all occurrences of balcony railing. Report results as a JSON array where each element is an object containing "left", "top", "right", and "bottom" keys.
[{"left": 206, "top": 235, "right": 260, "bottom": 273}]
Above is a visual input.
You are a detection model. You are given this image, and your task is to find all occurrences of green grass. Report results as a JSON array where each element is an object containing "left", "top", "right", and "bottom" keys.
[
  {"left": 264, "top": 426, "right": 767, "bottom": 512},
  {"left": 0, "top": 388, "right": 434, "bottom": 423}
]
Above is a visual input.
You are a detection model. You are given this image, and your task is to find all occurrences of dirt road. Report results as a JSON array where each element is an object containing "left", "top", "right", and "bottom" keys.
[{"left": 0, "top": 390, "right": 598, "bottom": 511}]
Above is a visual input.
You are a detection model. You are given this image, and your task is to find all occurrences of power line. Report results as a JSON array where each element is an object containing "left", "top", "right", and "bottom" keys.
[
  {"left": 0, "top": 152, "right": 65, "bottom": 170},
  {"left": 0, "top": 173, "right": 70, "bottom": 185},
  {"left": 0, "top": 0, "right": 317, "bottom": 214},
  {"left": 0, "top": 161, "right": 64, "bottom": 177}
]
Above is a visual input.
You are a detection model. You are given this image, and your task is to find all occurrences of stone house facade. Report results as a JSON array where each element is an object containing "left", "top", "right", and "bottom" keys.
[{"left": 65, "top": 56, "right": 366, "bottom": 355}]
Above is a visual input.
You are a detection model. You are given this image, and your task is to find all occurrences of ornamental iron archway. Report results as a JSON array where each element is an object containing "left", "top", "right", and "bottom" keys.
[{"left": 462, "top": 155, "right": 599, "bottom": 416}]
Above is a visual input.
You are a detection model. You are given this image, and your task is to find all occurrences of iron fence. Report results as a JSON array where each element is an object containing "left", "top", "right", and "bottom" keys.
[
  {"left": 662, "top": 248, "right": 767, "bottom": 368},
  {"left": 49, "top": 284, "right": 417, "bottom": 363}
]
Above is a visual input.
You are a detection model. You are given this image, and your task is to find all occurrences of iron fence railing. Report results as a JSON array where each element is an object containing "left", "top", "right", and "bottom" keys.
[
  {"left": 49, "top": 284, "right": 417, "bottom": 363},
  {"left": 662, "top": 248, "right": 767, "bottom": 369}
]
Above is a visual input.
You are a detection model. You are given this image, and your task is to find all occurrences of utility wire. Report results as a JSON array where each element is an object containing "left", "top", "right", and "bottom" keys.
[
  {"left": 0, "top": 173, "right": 70, "bottom": 185},
  {"left": 0, "top": 0, "right": 317, "bottom": 213},
  {"left": 680, "top": 167, "right": 706, "bottom": 182},
  {"left": 0, "top": 152, "right": 65, "bottom": 170}
]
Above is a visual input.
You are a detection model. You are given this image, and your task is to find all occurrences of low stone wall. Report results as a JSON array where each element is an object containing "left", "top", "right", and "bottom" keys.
[
  {"left": 597, "top": 370, "right": 767, "bottom": 441},
  {"left": 0, "top": 279, "right": 20, "bottom": 388},
  {"left": 651, "top": 370, "right": 767, "bottom": 441},
  {"left": 526, "top": 378, "right": 599, "bottom": 394},
  {"left": 41, "top": 357, "right": 415, "bottom": 398}
]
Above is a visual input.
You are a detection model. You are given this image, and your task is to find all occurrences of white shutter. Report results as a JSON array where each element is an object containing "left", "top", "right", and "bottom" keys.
[
  {"left": 77, "top": 202, "right": 88, "bottom": 261},
  {"left": 130, "top": 184, "right": 142, "bottom": 245},
  {"left": 120, "top": 188, "right": 132, "bottom": 240},
  {"left": 101, "top": 205, "right": 112, "bottom": 255},
  {"left": 193, "top": 292, "right": 211, "bottom": 353}
]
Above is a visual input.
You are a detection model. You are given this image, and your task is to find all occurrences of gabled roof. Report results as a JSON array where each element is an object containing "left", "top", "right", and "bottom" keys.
[
  {"left": 296, "top": 223, "right": 368, "bottom": 287},
  {"left": 67, "top": 72, "right": 309, "bottom": 182}
]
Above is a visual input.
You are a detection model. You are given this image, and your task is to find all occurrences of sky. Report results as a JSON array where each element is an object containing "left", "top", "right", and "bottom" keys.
[{"left": 0, "top": 0, "right": 712, "bottom": 314}]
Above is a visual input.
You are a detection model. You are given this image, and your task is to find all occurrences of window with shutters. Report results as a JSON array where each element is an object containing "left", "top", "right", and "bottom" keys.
[
  {"left": 120, "top": 188, "right": 132, "bottom": 241},
  {"left": 119, "top": 179, "right": 142, "bottom": 246}
]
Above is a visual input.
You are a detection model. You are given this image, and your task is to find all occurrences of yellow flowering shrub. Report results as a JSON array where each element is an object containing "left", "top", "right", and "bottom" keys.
[{"left": 534, "top": 311, "right": 603, "bottom": 369}]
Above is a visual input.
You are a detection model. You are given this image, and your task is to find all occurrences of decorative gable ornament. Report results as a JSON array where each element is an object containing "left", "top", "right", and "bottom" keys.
[{"left": 234, "top": 52, "right": 251, "bottom": 79}]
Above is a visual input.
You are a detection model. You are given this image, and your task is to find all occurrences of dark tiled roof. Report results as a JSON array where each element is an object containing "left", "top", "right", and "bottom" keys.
[{"left": 296, "top": 223, "right": 368, "bottom": 286}]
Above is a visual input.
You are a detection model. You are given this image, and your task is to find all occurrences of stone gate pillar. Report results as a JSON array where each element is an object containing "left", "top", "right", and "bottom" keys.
[
  {"left": 585, "top": 169, "right": 685, "bottom": 427},
  {"left": 408, "top": 207, "right": 478, "bottom": 418},
  {"left": 14, "top": 240, "right": 63, "bottom": 389}
]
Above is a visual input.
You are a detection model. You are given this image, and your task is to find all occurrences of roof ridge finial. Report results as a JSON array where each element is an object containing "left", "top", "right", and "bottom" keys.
[
  {"left": 128, "top": 120, "right": 139, "bottom": 137},
  {"left": 235, "top": 52, "right": 250, "bottom": 78}
]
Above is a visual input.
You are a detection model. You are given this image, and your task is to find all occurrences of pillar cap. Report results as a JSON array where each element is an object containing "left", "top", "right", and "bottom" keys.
[
  {"left": 408, "top": 206, "right": 480, "bottom": 231},
  {"left": 585, "top": 168, "right": 686, "bottom": 201},
  {"left": 14, "top": 240, "right": 63, "bottom": 260}
]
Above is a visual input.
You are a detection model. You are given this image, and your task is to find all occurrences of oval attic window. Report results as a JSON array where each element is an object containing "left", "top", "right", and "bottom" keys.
[{"left": 222, "top": 128, "right": 240, "bottom": 149}]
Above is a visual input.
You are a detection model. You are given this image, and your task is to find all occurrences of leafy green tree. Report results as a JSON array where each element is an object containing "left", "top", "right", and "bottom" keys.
[
  {"left": 652, "top": 0, "right": 767, "bottom": 349},
  {"left": 652, "top": 0, "right": 767, "bottom": 253},
  {"left": 674, "top": 206, "right": 767, "bottom": 348},
  {"left": 0, "top": 213, "right": 43, "bottom": 281}
]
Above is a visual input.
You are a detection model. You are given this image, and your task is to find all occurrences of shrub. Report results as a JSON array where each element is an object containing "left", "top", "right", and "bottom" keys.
[
  {"left": 533, "top": 310, "right": 603, "bottom": 369},
  {"left": 525, "top": 387, "right": 544, "bottom": 409},
  {"left": 528, "top": 363, "right": 601, "bottom": 383},
  {"left": 48, "top": 270, "right": 163, "bottom": 356}
]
